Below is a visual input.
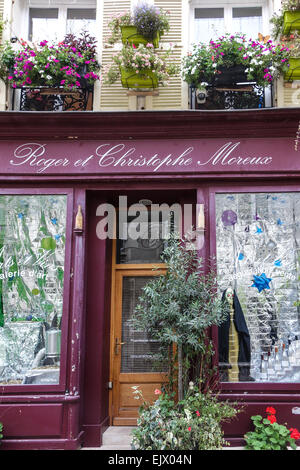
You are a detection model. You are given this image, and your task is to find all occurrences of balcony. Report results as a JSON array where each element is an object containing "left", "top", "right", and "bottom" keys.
[
  {"left": 189, "top": 82, "right": 269, "bottom": 110},
  {"left": 11, "top": 85, "right": 94, "bottom": 112}
]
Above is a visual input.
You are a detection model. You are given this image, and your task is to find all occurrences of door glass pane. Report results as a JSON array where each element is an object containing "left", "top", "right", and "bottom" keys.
[
  {"left": 194, "top": 8, "right": 225, "bottom": 43},
  {"left": 232, "top": 7, "right": 263, "bottom": 39},
  {"left": 0, "top": 195, "right": 67, "bottom": 385},
  {"left": 121, "top": 276, "right": 164, "bottom": 373},
  {"left": 216, "top": 192, "right": 300, "bottom": 383},
  {"left": 116, "top": 210, "right": 174, "bottom": 264}
]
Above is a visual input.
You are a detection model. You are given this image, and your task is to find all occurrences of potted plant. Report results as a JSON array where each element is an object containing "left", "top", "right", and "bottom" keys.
[
  {"left": 283, "top": 0, "right": 300, "bottom": 35},
  {"left": 0, "top": 32, "right": 101, "bottom": 110},
  {"left": 106, "top": 3, "right": 170, "bottom": 48},
  {"left": 130, "top": 234, "right": 239, "bottom": 450},
  {"left": 244, "top": 407, "right": 300, "bottom": 450},
  {"left": 282, "top": 31, "right": 300, "bottom": 80},
  {"left": 2, "top": 32, "right": 100, "bottom": 90},
  {"left": 104, "top": 43, "right": 178, "bottom": 89},
  {"left": 182, "top": 33, "right": 290, "bottom": 90},
  {"left": 131, "top": 384, "right": 239, "bottom": 450},
  {"left": 270, "top": 1, "right": 300, "bottom": 39}
]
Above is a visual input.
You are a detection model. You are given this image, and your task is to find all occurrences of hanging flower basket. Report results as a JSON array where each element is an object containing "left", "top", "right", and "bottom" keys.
[
  {"left": 121, "top": 26, "right": 160, "bottom": 48},
  {"left": 284, "top": 57, "right": 300, "bottom": 80},
  {"left": 283, "top": 10, "right": 300, "bottom": 34},
  {"left": 120, "top": 67, "right": 159, "bottom": 89},
  {"left": 213, "top": 64, "right": 248, "bottom": 86}
]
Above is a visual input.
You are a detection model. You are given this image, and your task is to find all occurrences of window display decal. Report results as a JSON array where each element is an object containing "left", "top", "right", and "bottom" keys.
[
  {"left": 0, "top": 195, "right": 67, "bottom": 385},
  {"left": 216, "top": 192, "right": 300, "bottom": 383}
]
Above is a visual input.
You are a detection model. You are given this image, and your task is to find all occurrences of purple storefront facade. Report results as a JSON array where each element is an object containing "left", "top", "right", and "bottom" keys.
[{"left": 0, "top": 108, "right": 299, "bottom": 449}]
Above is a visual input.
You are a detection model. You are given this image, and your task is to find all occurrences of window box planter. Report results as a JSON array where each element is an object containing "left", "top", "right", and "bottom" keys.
[
  {"left": 120, "top": 26, "right": 160, "bottom": 48},
  {"left": 120, "top": 68, "right": 159, "bottom": 89},
  {"left": 283, "top": 10, "right": 300, "bottom": 34},
  {"left": 284, "top": 57, "right": 300, "bottom": 80},
  {"left": 213, "top": 65, "right": 249, "bottom": 87}
]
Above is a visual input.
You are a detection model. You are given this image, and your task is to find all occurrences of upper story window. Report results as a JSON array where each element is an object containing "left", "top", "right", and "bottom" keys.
[
  {"left": 29, "top": 5, "right": 96, "bottom": 42},
  {"left": 191, "top": 1, "right": 268, "bottom": 44}
]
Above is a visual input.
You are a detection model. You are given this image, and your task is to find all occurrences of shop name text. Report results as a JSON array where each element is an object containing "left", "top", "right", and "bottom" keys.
[{"left": 9, "top": 142, "right": 273, "bottom": 174}]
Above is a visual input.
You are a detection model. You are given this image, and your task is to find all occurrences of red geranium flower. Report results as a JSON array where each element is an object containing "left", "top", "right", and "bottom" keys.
[
  {"left": 267, "top": 414, "right": 277, "bottom": 424},
  {"left": 266, "top": 406, "right": 276, "bottom": 415},
  {"left": 290, "top": 428, "right": 300, "bottom": 440}
]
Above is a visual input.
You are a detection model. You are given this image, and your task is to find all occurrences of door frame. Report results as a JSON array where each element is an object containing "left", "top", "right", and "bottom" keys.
[{"left": 108, "top": 240, "right": 166, "bottom": 425}]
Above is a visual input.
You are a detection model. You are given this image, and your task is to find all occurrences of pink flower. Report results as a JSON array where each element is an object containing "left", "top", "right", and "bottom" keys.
[
  {"left": 154, "top": 389, "right": 162, "bottom": 395},
  {"left": 188, "top": 427, "right": 191, "bottom": 431}
]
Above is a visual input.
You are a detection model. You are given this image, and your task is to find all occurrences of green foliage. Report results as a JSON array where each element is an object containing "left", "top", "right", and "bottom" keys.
[
  {"left": 132, "top": 233, "right": 228, "bottom": 398},
  {"left": 104, "top": 43, "right": 179, "bottom": 87},
  {"left": 0, "top": 32, "right": 100, "bottom": 89},
  {"left": 0, "top": 422, "right": 3, "bottom": 443},
  {"left": 131, "top": 385, "right": 238, "bottom": 450},
  {"left": 270, "top": 0, "right": 300, "bottom": 40},
  {"left": 244, "top": 412, "right": 299, "bottom": 450},
  {"left": 106, "top": 5, "right": 170, "bottom": 45},
  {"left": 133, "top": 3, "right": 170, "bottom": 39},
  {"left": 182, "top": 33, "right": 290, "bottom": 88}
]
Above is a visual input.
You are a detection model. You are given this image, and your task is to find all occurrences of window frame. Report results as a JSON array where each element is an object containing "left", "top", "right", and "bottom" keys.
[
  {"left": 0, "top": 188, "right": 73, "bottom": 394},
  {"left": 27, "top": 1, "right": 97, "bottom": 42},
  {"left": 189, "top": 0, "right": 270, "bottom": 45},
  {"left": 209, "top": 183, "right": 300, "bottom": 393}
]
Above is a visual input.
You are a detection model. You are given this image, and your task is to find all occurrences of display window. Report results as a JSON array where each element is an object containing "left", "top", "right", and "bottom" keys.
[
  {"left": 216, "top": 192, "right": 300, "bottom": 384},
  {"left": 0, "top": 194, "right": 69, "bottom": 386}
]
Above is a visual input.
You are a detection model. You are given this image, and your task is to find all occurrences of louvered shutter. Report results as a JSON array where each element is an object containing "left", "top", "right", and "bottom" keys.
[
  {"left": 100, "top": 0, "right": 184, "bottom": 110},
  {"left": 282, "top": 85, "right": 300, "bottom": 107},
  {"left": 100, "top": 0, "right": 132, "bottom": 110},
  {"left": 152, "top": 0, "right": 183, "bottom": 110}
]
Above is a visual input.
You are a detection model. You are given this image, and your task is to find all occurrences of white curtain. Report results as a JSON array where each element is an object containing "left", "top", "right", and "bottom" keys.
[
  {"left": 194, "top": 18, "right": 225, "bottom": 44},
  {"left": 232, "top": 16, "right": 263, "bottom": 40}
]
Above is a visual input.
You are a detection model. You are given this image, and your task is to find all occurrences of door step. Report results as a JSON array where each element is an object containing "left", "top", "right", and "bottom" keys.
[{"left": 100, "top": 426, "right": 136, "bottom": 450}]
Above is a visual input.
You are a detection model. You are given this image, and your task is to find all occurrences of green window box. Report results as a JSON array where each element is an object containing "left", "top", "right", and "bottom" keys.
[
  {"left": 121, "top": 26, "right": 160, "bottom": 48},
  {"left": 120, "top": 68, "right": 159, "bottom": 89},
  {"left": 283, "top": 10, "right": 300, "bottom": 34},
  {"left": 284, "top": 57, "right": 300, "bottom": 80}
]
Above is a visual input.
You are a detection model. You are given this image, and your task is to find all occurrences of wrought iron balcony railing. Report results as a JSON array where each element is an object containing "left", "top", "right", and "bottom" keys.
[
  {"left": 11, "top": 86, "right": 94, "bottom": 111},
  {"left": 190, "top": 82, "right": 270, "bottom": 110}
]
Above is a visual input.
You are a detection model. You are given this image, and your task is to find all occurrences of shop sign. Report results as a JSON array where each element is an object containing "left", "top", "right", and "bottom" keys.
[{"left": 1, "top": 138, "right": 299, "bottom": 175}]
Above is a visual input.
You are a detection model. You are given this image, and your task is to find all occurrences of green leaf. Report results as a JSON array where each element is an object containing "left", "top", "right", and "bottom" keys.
[{"left": 41, "top": 237, "right": 56, "bottom": 250}]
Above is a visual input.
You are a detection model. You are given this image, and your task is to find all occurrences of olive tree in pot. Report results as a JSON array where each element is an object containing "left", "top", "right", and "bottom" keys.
[{"left": 132, "top": 233, "right": 228, "bottom": 400}]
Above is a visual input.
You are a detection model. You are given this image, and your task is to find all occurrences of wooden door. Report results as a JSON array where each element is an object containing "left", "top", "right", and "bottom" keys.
[{"left": 110, "top": 267, "right": 166, "bottom": 425}]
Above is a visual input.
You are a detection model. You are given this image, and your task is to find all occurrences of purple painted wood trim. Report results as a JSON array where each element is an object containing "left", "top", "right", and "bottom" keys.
[
  {"left": 0, "top": 187, "right": 74, "bottom": 395},
  {"left": 65, "top": 189, "right": 87, "bottom": 442},
  {"left": 0, "top": 109, "right": 298, "bottom": 140},
  {"left": 0, "top": 434, "right": 84, "bottom": 450},
  {"left": 0, "top": 394, "right": 80, "bottom": 403},
  {"left": 209, "top": 182, "right": 300, "bottom": 395}
]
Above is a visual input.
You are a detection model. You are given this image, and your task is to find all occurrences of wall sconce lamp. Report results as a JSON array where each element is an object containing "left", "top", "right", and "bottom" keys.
[
  {"left": 197, "top": 204, "right": 205, "bottom": 232},
  {"left": 74, "top": 205, "right": 83, "bottom": 234}
]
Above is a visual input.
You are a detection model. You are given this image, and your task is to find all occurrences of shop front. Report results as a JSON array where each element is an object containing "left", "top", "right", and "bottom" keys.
[{"left": 0, "top": 108, "right": 299, "bottom": 449}]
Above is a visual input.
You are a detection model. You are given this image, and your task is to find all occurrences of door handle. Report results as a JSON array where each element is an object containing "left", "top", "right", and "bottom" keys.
[{"left": 115, "top": 338, "right": 125, "bottom": 355}]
